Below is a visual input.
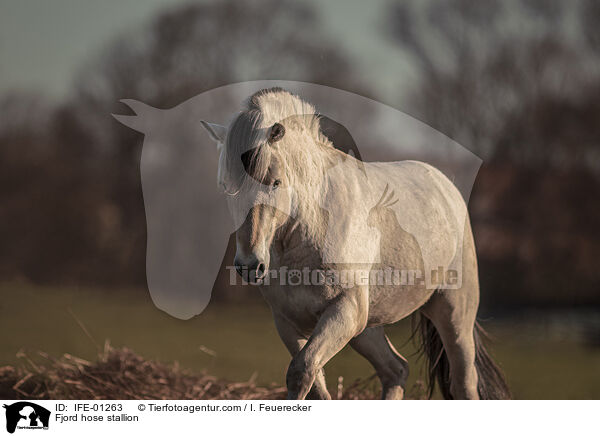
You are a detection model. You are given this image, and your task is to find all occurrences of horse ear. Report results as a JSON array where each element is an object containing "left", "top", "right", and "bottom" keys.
[
  {"left": 112, "top": 99, "right": 157, "bottom": 133},
  {"left": 200, "top": 120, "right": 227, "bottom": 146}
]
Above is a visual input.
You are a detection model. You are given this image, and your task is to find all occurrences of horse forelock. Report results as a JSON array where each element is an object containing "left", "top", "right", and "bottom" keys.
[{"left": 220, "top": 108, "right": 270, "bottom": 191}]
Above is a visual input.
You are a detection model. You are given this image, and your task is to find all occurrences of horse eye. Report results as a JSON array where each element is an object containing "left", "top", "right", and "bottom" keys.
[
  {"left": 272, "top": 179, "right": 281, "bottom": 189},
  {"left": 268, "top": 123, "right": 285, "bottom": 143}
]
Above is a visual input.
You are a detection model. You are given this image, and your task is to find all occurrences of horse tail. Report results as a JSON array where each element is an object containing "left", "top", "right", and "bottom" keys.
[
  {"left": 415, "top": 315, "right": 511, "bottom": 399},
  {"left": 472, "top": 321, "right": 511, "bottom": 399},
  {"left": 414, "top": 314, "right": 452, "bottom": 399}
]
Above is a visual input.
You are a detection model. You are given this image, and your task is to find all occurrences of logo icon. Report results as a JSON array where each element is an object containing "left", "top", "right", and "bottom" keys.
[{"left": 3, "top": 402, "right": 50, "bottom": 434}]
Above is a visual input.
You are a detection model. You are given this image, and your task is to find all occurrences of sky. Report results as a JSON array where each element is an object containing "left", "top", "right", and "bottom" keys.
[{"left": 0, "top": 0, "right": 416, "bottom": 104}]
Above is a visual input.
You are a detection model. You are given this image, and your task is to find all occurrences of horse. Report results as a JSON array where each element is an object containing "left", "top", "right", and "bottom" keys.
[{"left": 201, "top": 87, "right": 510, "bottom": 400}]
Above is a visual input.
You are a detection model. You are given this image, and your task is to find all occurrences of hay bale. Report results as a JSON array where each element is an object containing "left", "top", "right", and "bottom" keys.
[{"left": 1, "top": 344, "right": 286, "bottom": 400}]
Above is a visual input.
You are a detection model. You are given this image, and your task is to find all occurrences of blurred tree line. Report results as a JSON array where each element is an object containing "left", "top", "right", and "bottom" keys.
[
  {"left": 387, "top": 0, "right": 600, "bottom": 309},
  {"left": 1, "top": 0, "right": 598, "bottom": 311},
  {"left": 0, "top": 0, "right": 358, "bottom": 288}
]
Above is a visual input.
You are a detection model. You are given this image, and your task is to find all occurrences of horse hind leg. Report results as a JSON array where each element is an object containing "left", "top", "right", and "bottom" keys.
[
  {"left": 350, "top": 326, "right": 409, "bottom": 400},
  {"left": 419, "top": 292, "right": 511, "bottom": 399},
  {"left": 420, "top": 287, "right": 480, "bottom": 400},
  {"left": 417, "top": 217, "right": 493, "bottom": 400}
]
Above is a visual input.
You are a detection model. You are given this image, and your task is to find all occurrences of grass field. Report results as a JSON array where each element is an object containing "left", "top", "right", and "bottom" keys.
[{"left": 1, "top": 282, "right": 598, "bottom": 399}]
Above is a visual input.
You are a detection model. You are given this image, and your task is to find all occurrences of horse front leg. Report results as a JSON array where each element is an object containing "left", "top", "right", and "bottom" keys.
[
  {"left": 273, "top": 313, "right": 331, "bottom": 399},
  {"left": 286, "top": 288, "right": 369, "bottom": 400}
]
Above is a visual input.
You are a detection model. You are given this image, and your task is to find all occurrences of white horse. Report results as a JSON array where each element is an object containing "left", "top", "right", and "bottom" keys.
[{"left": 201, "top": 88, "right": 509, "bottom": 399}]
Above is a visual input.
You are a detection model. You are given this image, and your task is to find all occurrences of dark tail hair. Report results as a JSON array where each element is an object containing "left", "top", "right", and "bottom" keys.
[{"left": 414, "top": 314, "right": 511, "bottom": 399}]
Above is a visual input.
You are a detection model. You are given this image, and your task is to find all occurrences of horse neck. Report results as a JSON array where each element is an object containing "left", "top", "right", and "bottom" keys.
[{"left": 283, "top": 146, "right": 363, "bottom": 251}]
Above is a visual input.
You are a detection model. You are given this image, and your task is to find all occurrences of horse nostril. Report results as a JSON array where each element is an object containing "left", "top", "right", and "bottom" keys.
[
  {"left": 256, "top": 262, "right": 266, "bottom": 279},
  {"left": 236, "top": 258, "right": 267, "bottom": 281}
]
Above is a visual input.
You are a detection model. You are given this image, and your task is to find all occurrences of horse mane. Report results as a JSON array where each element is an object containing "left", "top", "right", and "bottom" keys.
[{"left": 220, "top": 88, "right": 335, "bottom": 231}]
